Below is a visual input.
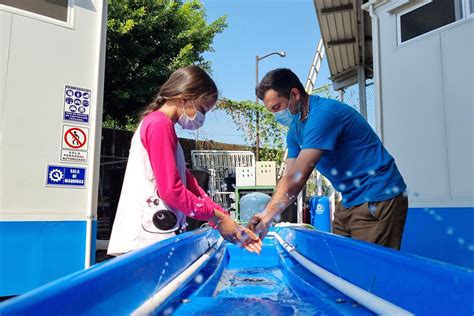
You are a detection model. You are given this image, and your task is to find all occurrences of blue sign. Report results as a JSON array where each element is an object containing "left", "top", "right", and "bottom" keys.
[
  {"left": 64, "top": 85, "right": 91, "bottom": 124},
  {"left": 46, "top": 165, "right": 86, "bottom": 187}
]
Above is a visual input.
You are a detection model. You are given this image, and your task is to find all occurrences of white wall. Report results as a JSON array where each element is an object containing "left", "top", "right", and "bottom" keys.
[
  {"left": 375, "top": 2, "right": 473, "bottom": 208},
  {"left": 0, "top": 1, "right": 106, "bottom": 220}
]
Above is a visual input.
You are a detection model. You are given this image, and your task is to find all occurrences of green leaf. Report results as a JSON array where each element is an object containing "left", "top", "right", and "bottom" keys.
[{"left": 104, "top": 0, "right": 227, "bottom": 126}]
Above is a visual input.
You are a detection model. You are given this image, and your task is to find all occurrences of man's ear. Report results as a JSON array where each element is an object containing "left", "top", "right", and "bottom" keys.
[
  {"left": 292, "top": 88, "right": 302, "bottom": 102},
  {"left": 288, "top": 88, "right": 295, "bottom": 99}
]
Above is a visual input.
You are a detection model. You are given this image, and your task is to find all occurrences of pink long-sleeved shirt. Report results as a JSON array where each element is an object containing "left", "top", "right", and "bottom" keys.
[{"left": 140, "top": 111, "right": 227, "bottom": 221}]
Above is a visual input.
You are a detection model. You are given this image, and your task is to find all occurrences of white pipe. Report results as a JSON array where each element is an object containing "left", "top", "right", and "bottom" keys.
[
  {"left": 132, "top": 238, "right": 224, "bottom": 315},
  {"left": 297, "top": 192, "right": 303, "bottom": 223},
  {"left": 362, "top": 1, "right": 384, "bottom": 142},
  {"left": 85, "top": 216, "right": 93, "bottom": 268},
  {"left": 270, "top": 232, "right": 413, "bottom": 315},
  {"left": 278, "top": 149, "right": 288, "bottom": 178},
  {"left": 316, "top": 171, "right": 323, "bottom": 196},
  {"left": 85, "top": 0, "right": 108, "bottom": 268},
  {"left": 330, "top": 188, "right": 336, "bottom": 226}
]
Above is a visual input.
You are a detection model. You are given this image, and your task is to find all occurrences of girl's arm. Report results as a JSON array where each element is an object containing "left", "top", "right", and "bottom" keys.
[
  {"left": 185, "top": 169, "right": 228, "bottom": 215},
  {"left": 141, "top": 115, "right": 223, "bottom": 221}
]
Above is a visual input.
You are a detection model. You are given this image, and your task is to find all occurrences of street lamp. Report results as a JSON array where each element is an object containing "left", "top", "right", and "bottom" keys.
[{"left": 255, "top": 51, "right": 286, "bottom": 161}]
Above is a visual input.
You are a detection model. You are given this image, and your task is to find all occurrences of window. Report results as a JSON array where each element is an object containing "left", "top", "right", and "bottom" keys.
[
  {"left": 471, "top": 0, "right": 474, "bottom": 13},
  {"left": 0, "top": 0, "right": 69, "bottom": 22},
  {"left": 399, "top": 0, "right": 464, "bottom": 42}
]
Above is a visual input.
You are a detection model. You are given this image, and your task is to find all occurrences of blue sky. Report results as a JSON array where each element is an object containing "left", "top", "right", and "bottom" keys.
[
  {"left": 176, "top": 0, "right": 332, "bottom": 144},
  {"left": 202, "top": 0, "right": 331, "bottom": 100}
]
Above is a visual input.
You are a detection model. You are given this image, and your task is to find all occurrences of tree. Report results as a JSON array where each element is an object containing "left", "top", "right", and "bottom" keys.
[
  {"left": 105, "top": 0, "right": 227, "bottom": 127},
  {"left": 312, "top": 84, "right": 335, "bottom": 99},
  {"left": 217, "top": 99, "right": 287, "bottom": 163}
]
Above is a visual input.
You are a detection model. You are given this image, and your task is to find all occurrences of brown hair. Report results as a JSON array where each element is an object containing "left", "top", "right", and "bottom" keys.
[
  {"left": 256, "top": 68, "right": 306, "bottom": 100},
  {"left": 256, "top": 68, "right": 309, "bottom": 121},
  {"left": 142, "top": 65, "right": 218, "bottom": 118}
]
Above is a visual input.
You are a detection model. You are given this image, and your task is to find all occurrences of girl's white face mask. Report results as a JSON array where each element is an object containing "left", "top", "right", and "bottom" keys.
[{"left": 178, "top": 101, "right": 205, "bottom": 130}]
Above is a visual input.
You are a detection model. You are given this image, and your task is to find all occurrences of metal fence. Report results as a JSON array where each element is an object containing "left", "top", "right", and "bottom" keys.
[
  {"left": 176, "top": 80, "right": 377, "bottom": 202},
  {"left": 97, "top": 79, "right": 377, "bottom": 236},
  {"left": 175, "top": 108, "right": 251, "bottom": 148},
  {"left": 309, "top": 80, "right": 377, "bottom": 202},
  {"left": 191, "top": 150, "right": 255, "bottom": 211},
  {"left": 339, "top": 79, "right": 376, "bottom": 131}
]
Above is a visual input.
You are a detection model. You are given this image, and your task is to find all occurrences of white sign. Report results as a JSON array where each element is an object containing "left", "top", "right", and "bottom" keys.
[
  {"left": 63, "top": 85, "right": 92, "bottom": 124},
  {"left": 61, "top": 149, "right": 88, "bottom": 163},
  {"left": 60, "top": 125, "right": 89, "bottom": 163},
  {"left": 62, "top": 125, "right": 89, "bottom": 150}
]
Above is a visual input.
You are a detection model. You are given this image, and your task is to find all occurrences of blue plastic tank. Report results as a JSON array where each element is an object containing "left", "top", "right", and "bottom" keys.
[
  {"left": 309, "top": 196, "right": 331, "bottom": 232},
  {"left": 239, "top": 192, "right": 272, "bottom": 222}
]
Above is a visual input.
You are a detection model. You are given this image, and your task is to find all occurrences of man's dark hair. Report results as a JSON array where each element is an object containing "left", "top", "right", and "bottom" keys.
[{"left": 256, "top": 68, "right": 306, "bottom": 101}]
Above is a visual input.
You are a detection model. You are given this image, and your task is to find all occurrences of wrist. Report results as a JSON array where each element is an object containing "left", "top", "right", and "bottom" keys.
[
  {"left": 210, "top": 209, "right": 227, "bottom": 227},
  {"left": 260, "top": 212, "right": 274, "bottom": 225}
]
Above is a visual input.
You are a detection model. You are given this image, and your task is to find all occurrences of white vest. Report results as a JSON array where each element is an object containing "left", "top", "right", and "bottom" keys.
[{"left": 107, "top": 123, "right": 187, "bottom": 256}]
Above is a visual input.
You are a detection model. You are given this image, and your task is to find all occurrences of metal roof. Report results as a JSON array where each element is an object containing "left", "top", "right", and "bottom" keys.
[{"left": 313, "top": 0, "right": 373, "bottom": 90}]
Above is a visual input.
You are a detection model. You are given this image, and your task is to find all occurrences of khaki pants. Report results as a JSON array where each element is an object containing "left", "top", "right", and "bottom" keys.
[{"left": 332, "top": 193, "right": 408, "bottom": 250}]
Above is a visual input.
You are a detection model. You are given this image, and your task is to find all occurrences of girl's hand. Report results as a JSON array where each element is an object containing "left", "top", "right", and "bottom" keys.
[{"left": 212, "top": 211, "right": 262, "bottom": 254}]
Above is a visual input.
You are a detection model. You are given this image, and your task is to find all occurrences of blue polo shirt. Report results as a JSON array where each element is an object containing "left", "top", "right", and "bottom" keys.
[{"left": 287, "top": 95, "right": 406, "bottom": 207}]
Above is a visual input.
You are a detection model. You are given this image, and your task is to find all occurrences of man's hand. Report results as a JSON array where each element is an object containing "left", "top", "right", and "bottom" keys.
[
  {"left": 247, "top": 213, "right": 272, "bottom": 240},
  {"left": 214, "top": 212, "right": 262, "bottom": 254},
  {"left": 247, "top": 213, "right": 262, "bottom": 232}
]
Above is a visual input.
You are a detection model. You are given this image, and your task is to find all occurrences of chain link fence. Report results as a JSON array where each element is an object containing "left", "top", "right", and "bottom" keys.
[
  {"left": 308, "top": 80, "right": 376, "bottom": 200},
  {"left": 176, "top": 79, "right": 376, "bottom": 148},
  {"left": 173, "top": 81, "right": 376, "bottom": 200},
  {"left": 175, "top": 108, "right": 251, "bottom": 149},
  {"left": 98, "top": 81, "right": 377, "bottom": 236},
  {"left": 339, "top": 79, "right": 376, "bottom": 131}
]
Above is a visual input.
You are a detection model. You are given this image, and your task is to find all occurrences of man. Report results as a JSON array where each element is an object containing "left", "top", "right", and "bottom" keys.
[{"left": 249, "top": 68, "right": 408, "bottom": 250}]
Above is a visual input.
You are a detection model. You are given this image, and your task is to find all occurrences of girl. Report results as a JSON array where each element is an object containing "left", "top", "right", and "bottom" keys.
[{"left": 108, "top": 65, "right": 261, "bottom": 256}]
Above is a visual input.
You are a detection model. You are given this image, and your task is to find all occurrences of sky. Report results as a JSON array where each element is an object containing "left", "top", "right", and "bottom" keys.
[
  {"left": 202, "top": 0, "right": 331, "bottom": 100},
  {"left": 176, "top": 0, "right": 332, "bottom": 144}
]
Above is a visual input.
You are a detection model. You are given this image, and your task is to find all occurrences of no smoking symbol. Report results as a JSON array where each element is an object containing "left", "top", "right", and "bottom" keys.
[{"left": 65, "top": 128, "right": 87, "bottom": 149}]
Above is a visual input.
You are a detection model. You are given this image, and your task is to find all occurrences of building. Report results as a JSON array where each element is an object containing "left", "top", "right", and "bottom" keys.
[
  {"left": 314, "top": 0, "right": 473, "bottom": 268},
  {"left": 0, "top": 0, "right": 106, "bottom": 295}
]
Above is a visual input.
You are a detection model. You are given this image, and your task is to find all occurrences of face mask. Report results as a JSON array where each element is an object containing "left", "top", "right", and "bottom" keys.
[
  {"left": 178, "top": 101, "right": 205, "bottom": 130},
  {"left": 274, "top": 93, "right": 299, "bottom": 126}
]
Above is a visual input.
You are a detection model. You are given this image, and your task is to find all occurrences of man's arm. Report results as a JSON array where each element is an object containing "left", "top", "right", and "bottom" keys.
[
  {"left": 284, "top": 158, "right": 296, "bottom": 175},
  {"left": 252, "top": 149, "right": 324, "bottom": 238}
]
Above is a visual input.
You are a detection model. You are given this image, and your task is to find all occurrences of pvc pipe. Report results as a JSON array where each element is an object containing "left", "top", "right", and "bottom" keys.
[
  {"left": 316, "top": 171, "right": 323, "bottom": 196},
  {"left": 270, "top": 232, "right": 413, "bottom": 315},
  {"left": 132, "top": 238, "right": 224, "bottom": 315},
  {"left": 330, "top": 188, "right": 336, "bottom": 226},
  {"left": 362, "top": 1, "right": 384, "bottom": 141},
  {"left": 85, "top": 0, "right": 108, "bottom": 269},
  {"left": 297, "top": 192, "right": 303, "bottom": 223}
]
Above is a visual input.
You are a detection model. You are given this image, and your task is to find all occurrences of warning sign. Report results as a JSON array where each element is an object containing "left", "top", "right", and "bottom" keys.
[
  {"left": 62, "top": 125, "right": 88, "bottom": 150},
  {"left": 61, "top": 125, "right": 89, "bottom": 163},
  {"left": 63, "top": 85, "right": 91, "bottom": 124}
]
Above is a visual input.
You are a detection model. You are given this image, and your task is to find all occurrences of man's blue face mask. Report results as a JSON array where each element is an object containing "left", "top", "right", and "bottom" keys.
[{"left": 273, "top": 93, "right": 299, "bottom": 126}]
